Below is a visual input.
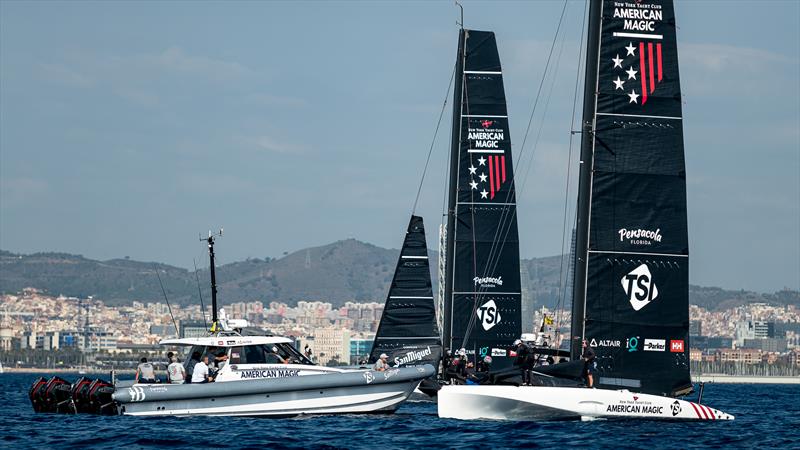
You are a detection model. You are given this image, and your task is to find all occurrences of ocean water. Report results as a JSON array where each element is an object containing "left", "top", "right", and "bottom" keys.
[{"left": 2, "top": 372, "right": 798, "bottom": 449}]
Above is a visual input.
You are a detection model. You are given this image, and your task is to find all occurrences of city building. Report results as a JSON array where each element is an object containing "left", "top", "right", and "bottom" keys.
[
  {"left": 735, "top": 320, "right": 775, "bottom": 346},
  {"left": 349, "top": 336, "right": 375, "bottom": 364},
  {"left": 302, "top": 327, "right": 350, "bottom": 366}
]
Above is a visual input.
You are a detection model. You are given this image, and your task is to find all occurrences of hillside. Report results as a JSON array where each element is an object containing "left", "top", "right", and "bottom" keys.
[{"left": 1, "top": 246, "right": 797, "bottom": 310}]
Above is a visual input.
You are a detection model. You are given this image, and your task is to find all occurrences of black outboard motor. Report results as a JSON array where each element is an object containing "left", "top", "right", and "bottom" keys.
[
  {"left": 70, "top": 377, "right": 94, "bottom": 413},
  {"left": 86, "top": 378, "right": 117, "bottom": 415},
  {"left": 29, "top": 377, "right": 71, "bottom": 413}
]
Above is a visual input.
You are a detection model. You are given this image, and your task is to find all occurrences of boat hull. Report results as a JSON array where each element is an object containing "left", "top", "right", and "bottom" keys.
[
  {"left": 438, "top": 385, "right": 734, "bottom": 421},
  {"left": 115, "top": 365, "right": 433, "bottom": 417}
]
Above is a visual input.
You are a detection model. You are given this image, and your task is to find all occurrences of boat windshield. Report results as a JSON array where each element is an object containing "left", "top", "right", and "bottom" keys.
[
  {"left": 228, "top": 343, "right": 313, "bottom": 365},
  {"left": 180, "top": 342, "right": 313, "bottom": 370}
]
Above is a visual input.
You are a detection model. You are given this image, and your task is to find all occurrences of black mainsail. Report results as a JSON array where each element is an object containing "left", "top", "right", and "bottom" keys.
[
  {"left": 442, "top": 29, "right": 521, "bottom": 369},
  {"left": 369, "top": 215, "right": 442, "bottom": 368},
  {"left": 571, "top": 0, "right": 692, "bottom": 396}
]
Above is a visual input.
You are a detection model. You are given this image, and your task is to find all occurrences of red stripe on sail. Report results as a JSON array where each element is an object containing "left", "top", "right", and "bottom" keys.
[
  {"left": 501, "top": 155, "right": 506, "bottom": 183},
  {"left": 639, "top": 42, "right": 647, "bottom": 105},
  {"left": 689, "top": 402, "right": 703, "bottom": 419},
  {"left": 648, "top": 42, "right": 655, "bottom": 93},
  {"left": 488, "top": 155, "right": 495, "bottom": 199},
  {"left": 494, "top": 156, "right": 501, "bottom": 192},
  {"left": 703, "top": 405, "right": 716, "bottom": 420},
  {"left": 656, "top": 43, "right": 663, "bottom": 82}
]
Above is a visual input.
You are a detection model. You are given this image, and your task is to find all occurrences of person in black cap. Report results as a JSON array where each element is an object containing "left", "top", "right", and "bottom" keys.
[{"left": 582, "top": 339, "right": 596, "bottom": 388}]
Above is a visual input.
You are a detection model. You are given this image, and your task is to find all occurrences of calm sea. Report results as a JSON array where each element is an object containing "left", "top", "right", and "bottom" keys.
[{"left": 1, "top": 372, "right": 798, "bottom": 449}]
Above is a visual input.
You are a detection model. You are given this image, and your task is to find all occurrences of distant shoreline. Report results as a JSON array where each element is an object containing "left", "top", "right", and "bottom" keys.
[{"left": 693, "top": 374, "right": 799, "bottom": 384}]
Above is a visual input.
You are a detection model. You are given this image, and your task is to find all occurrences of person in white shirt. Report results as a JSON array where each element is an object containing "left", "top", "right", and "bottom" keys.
[
  {"left": 167, "top": 356, "right": 186, "bottom": 384},
  {"left": 191, "top": 355, "right": 212, "bottom": 384},
  {"left": 373, "top": 353, "right": 390, "bottom": 372}
]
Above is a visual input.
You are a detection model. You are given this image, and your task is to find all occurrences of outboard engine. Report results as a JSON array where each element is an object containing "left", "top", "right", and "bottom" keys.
[
  {"left": 29, "top": 377, "right": 71, "bottom": 413},
  {"left": 86, "top": 378, "right": 117, "bottom": 415},
  {"left": 30, "top": 376, "right": 119, "bottom": 415},
  {"left": 70, "top": 377, "right": 94, "bottom": 413}
]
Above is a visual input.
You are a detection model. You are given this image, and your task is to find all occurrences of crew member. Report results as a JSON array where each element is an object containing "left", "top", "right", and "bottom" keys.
[
  {"left": 476, "top": 355, "right": 492, "bottom": 373},
  {"left": 191, "top": 355, "right": 213, "bottom": 383},
  {"left": 135, "top": 357, "right": 157, "bottom": 384},
  {"left": 582, "top": 339, "right": 596, "bottom": 388},
  {"left": 513, "top": 339, "right": 533, "bottom": 385},
  {"left": 167, "top": 356, "right": 186, "bottom": 384},
  {"left": 374, "top": 353, "right": 390, "bottom": 371},
  {"left": 185, "top": 351, "right": 201, "bottom": 383}
]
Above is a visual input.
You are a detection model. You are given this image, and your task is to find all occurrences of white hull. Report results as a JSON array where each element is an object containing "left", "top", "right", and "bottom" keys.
[
  {"left": 438, "top": 385, "right": 734, "bottom": 421},
  {"left": 116, "top": 366, "right": 435, "bottom": 417},
  {"left": 122, "top": 382, "right": 415, "bottom": 417}
]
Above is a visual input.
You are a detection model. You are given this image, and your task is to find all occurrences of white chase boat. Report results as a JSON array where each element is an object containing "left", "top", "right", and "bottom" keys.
[
  {"left": 112, "top": 231, "right": 433, "bottom": 417},
  {"left": 436, "top": 0, "right": 734, "bottom": 421},
  {"left": 114, "top": 331, "right": 433, "bottom": 417},
  {"left": 29, "top": 231, "right": 434, "bottom": 417}
]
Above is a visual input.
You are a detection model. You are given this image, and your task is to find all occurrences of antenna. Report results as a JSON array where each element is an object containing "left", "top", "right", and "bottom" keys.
[
  {"left": 455, "top": 0, "right": 464, "bottom": 29},
  {"left": 200, "top": 229, "right": 223, "bottom": 331}
]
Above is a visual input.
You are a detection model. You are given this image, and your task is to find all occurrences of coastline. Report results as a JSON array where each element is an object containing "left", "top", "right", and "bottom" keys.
[{"left": 693, "top": 374, "right": 800, "bottom": 384}]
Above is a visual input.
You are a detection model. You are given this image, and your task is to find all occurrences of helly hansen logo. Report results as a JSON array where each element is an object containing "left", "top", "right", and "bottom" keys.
[
  {"left": 670, "top": 340, "right": 684, "bottom": 352},
  {"left": 621, "top": 264, "right": 659, "bottom": 311}
]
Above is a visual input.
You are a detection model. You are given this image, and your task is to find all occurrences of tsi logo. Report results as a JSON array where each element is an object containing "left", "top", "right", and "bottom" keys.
[
  {"left": 671, "top": 400, "right": 682, "bottom": 416},
  {"left": 477, "top": 299, "right": 501, "bottom": 331},
  {"left": 621, "top": 264, "right": 659, "bottom": 311}
]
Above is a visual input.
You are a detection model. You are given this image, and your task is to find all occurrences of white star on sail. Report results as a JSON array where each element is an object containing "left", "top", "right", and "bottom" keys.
[
  {"left": 479, "top": 173, "right": 487, "bottom": 183},
  {"left": 478, "top": 156, "right": 487, "bottom": 166},
  {"left": 628, "top": 89, "right": 640, "bottom": 104},
  {"left": 613, "top": 76, "right": 625, "bottom": 90},
  {"left": 468, "top": 165, "right": 477, "bottom": 175},
  {"left": 625, "top": 42, "right": 636, "bottom": 57},
  {"left": 612, "top": 54, "right": 623, "bottom": 68},
  {"left": 470, "top": 180, "right": 478, "bottom": 190},
  {"left": 480, "top": 190, "right": 489, "bottom": 199},
  {"left": 626, "top": 66, "right": 637, "bottom": 80}
]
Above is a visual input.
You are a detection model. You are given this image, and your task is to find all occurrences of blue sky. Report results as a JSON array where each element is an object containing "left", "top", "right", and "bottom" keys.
[{"left": 1, "top": 1, "right": 798, "bottom": 292}]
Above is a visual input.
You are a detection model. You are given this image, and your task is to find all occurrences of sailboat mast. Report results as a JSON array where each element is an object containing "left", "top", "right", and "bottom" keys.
[
  {"left": 442, "top": 29, "right": 466, "bottom": 353},
  {"left": 570, "top": 0, "right": 603, "bottom": 359}
]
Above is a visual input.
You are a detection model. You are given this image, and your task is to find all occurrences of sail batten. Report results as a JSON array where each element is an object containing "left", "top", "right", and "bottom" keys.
[{"left": 572, "top": 0, "right": 691, "bottom": 397}]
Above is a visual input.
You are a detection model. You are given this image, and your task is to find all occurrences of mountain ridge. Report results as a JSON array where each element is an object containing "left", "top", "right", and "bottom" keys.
[{"left": 1, "top": 243, "right": 797, "bottom": 311}]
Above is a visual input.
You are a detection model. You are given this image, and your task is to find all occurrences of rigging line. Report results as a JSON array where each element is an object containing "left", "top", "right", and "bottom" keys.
[
  {"left": 555, "top": 0, "right": 589, "bottom": 336},
  {"left": 460, "top": 1, "right": 569, "bottom": 348},
  {"left": 469, "top": 0, "right": 569, "bottom": 303},
  {"left": 193, "top": 257, "right": 208, "bottom": 330},
  {"left": 154, "top": 266, "right": 179, "bottom": 337},
  {"left": 413, "top": 62, "right": 457, "bottom": 215},
  {"left": 468, "top": 0, "right": 569, "bottom": 288}
]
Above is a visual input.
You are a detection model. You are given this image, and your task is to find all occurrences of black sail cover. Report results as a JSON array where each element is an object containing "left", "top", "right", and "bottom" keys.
[
  {"left": 581, "top": 0, "right": 691, "bottom": 396},
  {"left": 369, "top": 215, "right": 442, "bottom": 368},
  {"left": 443, "top": 30, "right": 521, "bottom": 370}
]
